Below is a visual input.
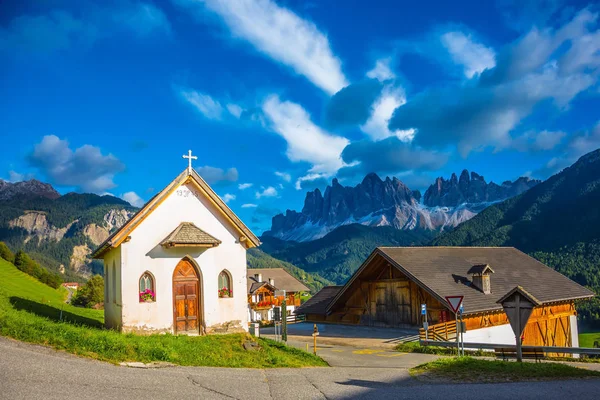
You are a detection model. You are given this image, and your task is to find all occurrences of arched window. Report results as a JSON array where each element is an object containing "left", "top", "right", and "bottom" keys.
[
  {"left": 139, "top": 272, "right": 155, "bottom": 303},
  {"left": 218, "top": 270, "right": 232, "bottom": 298}
]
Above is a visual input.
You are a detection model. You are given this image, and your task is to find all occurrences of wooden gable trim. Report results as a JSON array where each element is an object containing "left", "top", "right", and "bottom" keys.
[
  {"left": 92, "top": 168, "right": 259, "bottom": 258},
  {"left": 325, "top": 248, "right": 453, "bottom": 315}
]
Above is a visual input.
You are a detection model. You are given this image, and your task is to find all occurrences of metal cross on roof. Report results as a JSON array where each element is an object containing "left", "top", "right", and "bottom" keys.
[{"left": 182, "top": 149, "right": 197, "bottom": 173}]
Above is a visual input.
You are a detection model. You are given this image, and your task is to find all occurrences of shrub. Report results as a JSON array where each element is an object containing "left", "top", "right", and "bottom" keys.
[
  {"left": 72, "top": 275, "right": 104, "bottom": 308},
  {"left": 0, "top": 242, "right": 14, "bottom": 263}
]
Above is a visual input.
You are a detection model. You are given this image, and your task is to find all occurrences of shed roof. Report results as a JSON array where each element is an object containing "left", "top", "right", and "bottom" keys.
[
  {"left": 294, "top": 286, "right": 343, "bottom": 315},
  {"left": 247, "top": 268, "right": 310, "bottom": 294},
  {"left": 325, "top": 247, "right": 594, "bottom": 315}
]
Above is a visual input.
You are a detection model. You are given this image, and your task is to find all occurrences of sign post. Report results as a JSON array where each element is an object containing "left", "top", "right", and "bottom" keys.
[
  {"left": 312, "top": 324, "right": 319, "bottom": 355},
  {"left": 275, "top": 289, "right": 287, "bottom": 343},
  {"left": 445, "top": 296, "right": 464, "bottom": 356},
  {"left": 497, "top": 286, "right": 541, "bottom": 362},
  {"left": 421, "top": 304, "right": 428, "bottom": 341}
]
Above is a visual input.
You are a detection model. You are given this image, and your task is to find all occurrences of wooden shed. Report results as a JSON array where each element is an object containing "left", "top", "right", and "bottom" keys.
[{"left": 296, "top": 247, "right": 594, "bottom": 348}]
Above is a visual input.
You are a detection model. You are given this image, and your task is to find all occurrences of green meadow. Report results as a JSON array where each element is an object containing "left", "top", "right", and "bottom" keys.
[{"left": 0, "top": 258, "right": 326, "bottom": 368}]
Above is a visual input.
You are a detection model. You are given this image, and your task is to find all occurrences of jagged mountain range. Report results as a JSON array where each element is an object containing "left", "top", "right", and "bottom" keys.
[{"left": 264, "top": 171, "right": 539, "bottom": 242}]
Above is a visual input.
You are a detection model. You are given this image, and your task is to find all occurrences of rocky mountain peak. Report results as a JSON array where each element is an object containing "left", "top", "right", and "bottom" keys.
[
  {"left": 423, "top": 170, "right": 539, "bottom": 207},
  {"left": 0, "top": 179, "right": 61, "bottom": 201}
]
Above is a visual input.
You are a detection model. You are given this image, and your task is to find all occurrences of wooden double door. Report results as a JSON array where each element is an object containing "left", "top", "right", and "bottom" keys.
[
  {"left": 173, "top": 259, "right": 201, "bottom": 334},
  {"left": 371, "top": 280, "right": 412, "bottom": 327}
]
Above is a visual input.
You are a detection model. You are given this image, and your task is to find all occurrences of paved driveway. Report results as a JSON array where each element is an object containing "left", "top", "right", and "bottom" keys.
[
  {"left": 3, "top": 336, "right": 600, "bottom": 400},
  {"left": 261, "top": 322, "right": 419, "bottom": 348}
]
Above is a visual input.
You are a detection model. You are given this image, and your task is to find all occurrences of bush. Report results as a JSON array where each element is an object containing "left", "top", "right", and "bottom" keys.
[
  {"left": 0, "top": 242, "right": 14, "bottom": 263},
  {"left": 72, "top": 275, "right": 104, "bottom": 308}
]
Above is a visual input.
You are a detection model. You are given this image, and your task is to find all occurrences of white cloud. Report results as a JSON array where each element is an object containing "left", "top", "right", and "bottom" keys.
[
  {"left": 180, "top": 89, "right": 224, "bottom": 120},
  {"left": 360, "top": 85, "right": 415, "bottom": 142},
  {"left": 196, "top": 166, "right": 238, "bottom": 184},
  {"left": 193, "top": 0, "right": 348, "bottom": 94},
  {"left": 255, "top": 186, "right": 278, "bottom": 199},
  {"left": 7, "top": 170, "right": 34, "bottom": 182},
  {"left": 262, "top": 95, "right": 349, "bottom": 175},
  {"left": 121, "top": 191, "right": 145, "bottom": 207},
  {"left": 295, "top": 173, "right": 327, "bottom": 190},
  {"left": 441, "top": 31, "right": 496, "bottom": 78},
  {"left": 238, "top": 182, "right": 253, "bottom": 190},
  {"left": 274, "top": 171, "right": 291, "bottom": 182},
  {"left": 241, "top": 203, "right": 258, "bottom": 208},
  {"left": 366, "top": 58, "right": 395, "bottom": 81},
  {"left": 28, "top": 135, "right": 124, "bottom": 193},
  {"left": 113, "top": 2, "right": 171, "bottom": 37},
  {"left": 223, "top": 193, "right": 236, "bottom": 203},
  {"left": 226, "top": 103, "right": 243, "bottom": 118},
  {"left": 512, "top": 130, "right": 567, "bottom": 152}
]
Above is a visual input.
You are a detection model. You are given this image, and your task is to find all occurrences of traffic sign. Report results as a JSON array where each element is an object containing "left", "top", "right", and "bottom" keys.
[
  {"left": 421, "top": 304, "right": 426, "bottom": 315},
  {"left": 445, "top": 296, "right": 464, "bottom": 313}
]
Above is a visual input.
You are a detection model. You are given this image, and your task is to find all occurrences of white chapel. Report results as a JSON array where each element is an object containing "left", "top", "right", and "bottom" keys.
[{"left": 92, "top": 151, "right": 260, "bottom": 334}]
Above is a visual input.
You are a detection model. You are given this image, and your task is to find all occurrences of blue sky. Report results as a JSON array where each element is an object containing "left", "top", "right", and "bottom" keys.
[{"left": 1, "top": 0, "right": 600, "bottom": 233}]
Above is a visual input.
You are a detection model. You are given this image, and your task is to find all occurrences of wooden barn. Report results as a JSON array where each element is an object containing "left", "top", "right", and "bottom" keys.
[{"left": 295, "top": 247, "right": 595, "bottom": 348}]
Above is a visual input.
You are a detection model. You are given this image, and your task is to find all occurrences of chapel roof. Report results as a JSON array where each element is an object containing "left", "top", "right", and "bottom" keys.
[
  {"left": 92, "top": 168, "right": 260, "bottom": 258},
  {"left": 247, "top": 268, "right": 310, "bottom": 294},
  {"left": 160, "top": 222, "right": 221, "bottom": 248}
]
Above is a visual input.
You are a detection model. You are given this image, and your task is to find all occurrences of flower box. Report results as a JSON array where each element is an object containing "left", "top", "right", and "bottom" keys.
[{"left": 139, "top": 289, "right": 155, "bottom": 303}]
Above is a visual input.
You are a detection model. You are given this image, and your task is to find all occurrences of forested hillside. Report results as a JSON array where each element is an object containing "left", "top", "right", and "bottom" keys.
[
  {"left": 434, "top": 149, "right": 600, "bottom": 326},
  {"left": 247, "top": 248, "right": 332, "bottom": 293},
  {"left": 260, "top": 224, "right": 435, "bottom": 283}
]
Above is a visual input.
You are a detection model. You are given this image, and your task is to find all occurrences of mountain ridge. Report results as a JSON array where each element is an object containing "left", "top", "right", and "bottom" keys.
[{"left": 265, "top": 171, "right": 538, "bottom": 242}]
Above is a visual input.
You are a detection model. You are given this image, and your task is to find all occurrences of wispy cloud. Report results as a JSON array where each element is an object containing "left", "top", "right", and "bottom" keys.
[
  {"left": 255, "top": 186, "right": 278, "bottom": 199},
  {"left": 113, "top": 2, "right": 171, "bottom": 37},
  {"left": 366, "top": 58, "right": 396, "bottom": 81},
  {"left": 274, "top": 171, "right": 291, "bottom": 182},
  {"left": 223, "top": 193, "right": 236, "bottom": 203},
  {"left": 241, "top": 203, "right": 258, "bottom": 208},
  {"left": 238, "top": 182, "right": 253, "bottom": 190},
  {"left": 360, "top": 85, "right": 414, "bottom": 142},
  {"left": 196, "top": 166, "right": 238, "bottom": 184},
  {"left": 184, "top": 0, "right": 348, "bottom": 94},
  {"left": 180, "top": 89, "right": 224, "bottom": 120},
  {"left": 262, "top": 95, "right": 349, "bottom": 175},
  {"left": 441, "top": 31, "right": 496, "bottom": 78}
]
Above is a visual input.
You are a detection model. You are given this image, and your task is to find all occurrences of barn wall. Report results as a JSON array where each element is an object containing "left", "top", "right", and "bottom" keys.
[
  {"left": 461, "top": 302, "right": 577, "bottom": 347},
  {"left": 313, "top": 260, "right": 447, "bottom": 328}
]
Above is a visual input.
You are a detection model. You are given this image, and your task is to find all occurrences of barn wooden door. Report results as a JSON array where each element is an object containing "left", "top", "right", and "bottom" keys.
[{"left": 173, "top": 259, "right": 200, "bottom": 334}]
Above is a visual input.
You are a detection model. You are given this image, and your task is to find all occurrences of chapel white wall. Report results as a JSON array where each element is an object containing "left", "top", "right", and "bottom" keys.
[
  {"left": 103, "top": 246, "right": 122, "bottom": 330},
  {"left": 118, "top": 182, "right": 248, "bottom": 334}
]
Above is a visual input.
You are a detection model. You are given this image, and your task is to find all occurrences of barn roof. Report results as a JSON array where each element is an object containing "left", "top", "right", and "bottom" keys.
[
  {"left": 92, "top": 168, "right": 260, "bottom": 258},
  {"left": 247, "top": 268, "right": 310, "bottom": 294},
  {"left": 294, "top": 286, "right": 343, "bottom": 315},
  {"left": 318, "top": 247, "right": 594, "bottom": 316},
  {"left": 160, "top": 222, "right": 221, "bottom": 248}
]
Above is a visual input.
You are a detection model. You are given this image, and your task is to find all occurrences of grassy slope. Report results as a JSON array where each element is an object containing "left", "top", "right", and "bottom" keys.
[
  {"left": 410, "top": 357, "right": 600, "bottom": 382},
  {"left": 0, "top": 259, "right": 326, "bottom": 368},
  {"left": 580, "top": 332, "right": 600, "bottom": 348}
]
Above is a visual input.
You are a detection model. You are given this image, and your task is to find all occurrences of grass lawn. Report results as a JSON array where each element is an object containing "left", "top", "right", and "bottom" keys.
[
  {"left": 410, "top": 357, "right": 600, "bottom": 382},
  {"left": 0, "top": 259, "right": 326, "bottom": 368},
  {"left": 579, "top": 332, "right": 600, "bottom": 348}
]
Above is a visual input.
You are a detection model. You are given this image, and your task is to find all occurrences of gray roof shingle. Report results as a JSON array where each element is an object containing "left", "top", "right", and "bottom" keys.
[
  {"left": 160, "top": 222, "right": 221, "bottom": 247},
  {"left": 247, "top": 268, "right": 310, "bottom": 294},
  {"left": 294, "top": 286, "right": 343, "bottom": 315},
  {"left": 371, "top": 247, "right": 594, "bottom": 314}
]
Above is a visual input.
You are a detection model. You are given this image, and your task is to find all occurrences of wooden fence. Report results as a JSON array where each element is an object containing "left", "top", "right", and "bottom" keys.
[{"left": 419, "top": 320, "right": 457, "bottom": 342}]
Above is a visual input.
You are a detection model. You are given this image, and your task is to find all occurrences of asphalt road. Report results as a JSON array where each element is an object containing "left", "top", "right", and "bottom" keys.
[{"left": 2, "top": 336, "right": 600, "bottom": 400}]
